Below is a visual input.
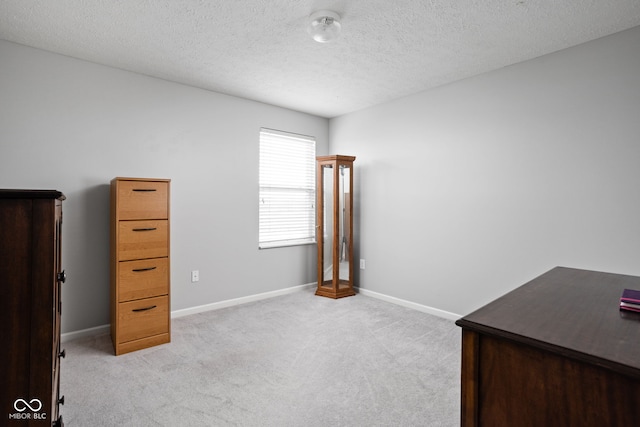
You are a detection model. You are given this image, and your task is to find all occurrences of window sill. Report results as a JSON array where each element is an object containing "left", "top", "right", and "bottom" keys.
[{"left": 259, "top": 240, "right": 316, "bottom": 250}]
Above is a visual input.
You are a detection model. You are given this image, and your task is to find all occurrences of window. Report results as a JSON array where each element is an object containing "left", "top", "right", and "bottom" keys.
[{"left": 259, "top": 128, "right": 316, "bottom": 249}]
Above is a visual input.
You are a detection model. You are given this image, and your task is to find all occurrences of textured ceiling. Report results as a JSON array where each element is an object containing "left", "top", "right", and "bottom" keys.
[{"left": 1, "top": 1, "right": 639, "bottom": 118}]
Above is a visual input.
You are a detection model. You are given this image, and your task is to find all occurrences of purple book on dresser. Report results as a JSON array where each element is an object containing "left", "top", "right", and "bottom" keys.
[{"left": 620, "top": 288, "right": 640, "bottom": 312}]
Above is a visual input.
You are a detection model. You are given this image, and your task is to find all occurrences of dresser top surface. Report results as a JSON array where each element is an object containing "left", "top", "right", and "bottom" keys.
[
  {"left": 0, "top": 189, "right": 65, "bottom": 200},
  {"left": 456, "top": 266, "right": 640, "bottom": 375},
  {"left": 112, "top": 177, "right": 171, "bottom": 183}
]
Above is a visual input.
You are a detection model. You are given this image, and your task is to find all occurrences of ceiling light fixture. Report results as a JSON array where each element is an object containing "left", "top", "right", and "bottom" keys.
[{"left": 307, "top": 10, "right": 341, "bottom": 43}]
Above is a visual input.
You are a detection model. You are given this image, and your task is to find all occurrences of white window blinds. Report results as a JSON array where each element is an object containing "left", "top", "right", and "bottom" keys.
[{"left": 259, "top": 128, "right": 316, "bottom": 248}]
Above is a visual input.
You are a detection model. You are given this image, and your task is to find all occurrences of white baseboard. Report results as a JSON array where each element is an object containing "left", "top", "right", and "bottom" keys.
[
  {"left": 61, "top": 282, "right": 315, "bottom": 343},
  {"left": 355, "top": 287, "right": 462, "bottom": 321},
  {"left": 61, "top": 283, "right": 460, "bottom": 343},
  {"left": 171, "top": 282, "right": 315, "bottom": 318},
  {"left": 61, "top": 324, "right": 110, "bottom": 343}
]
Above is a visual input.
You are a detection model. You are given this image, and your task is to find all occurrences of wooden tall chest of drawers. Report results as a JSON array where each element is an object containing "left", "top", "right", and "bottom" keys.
[
  {"left": 110, "top": 178, "right": 170, "bottom": 355},
  {"left": 0, "top": 189, "right": 65, "bottom": 426}
]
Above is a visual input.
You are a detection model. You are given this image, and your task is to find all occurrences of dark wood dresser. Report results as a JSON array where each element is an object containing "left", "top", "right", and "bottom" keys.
[
  {"left": 0, "top": 190, "right": 65, "bottom": 426},
  {"left": 456, "top": 267, "right": 640, "bottom": 426}
]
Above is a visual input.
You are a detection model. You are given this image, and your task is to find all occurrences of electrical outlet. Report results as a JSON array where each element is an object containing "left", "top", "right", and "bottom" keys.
[
  {"left": 191, "top": 270, "right": 199, "bottom": 282},
  {"left": 360, "top": 259, "right": 366, "bottom": 270}
]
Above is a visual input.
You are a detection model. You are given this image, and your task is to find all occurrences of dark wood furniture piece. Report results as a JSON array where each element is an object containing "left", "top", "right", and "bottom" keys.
[
  {"left": 456, "top": 267, "right": 640, "bottom": 426},
  {"left": 110, "top": 177, "right": 171, "bottom": 355},
  {"left": 0, "top": 190, "right": 66, "bottom": 426}
]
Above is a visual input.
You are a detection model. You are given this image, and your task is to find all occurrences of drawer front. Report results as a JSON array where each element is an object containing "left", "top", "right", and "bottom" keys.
[
  {"left": 117, "top": 180, "right": 168, "bottom": 220},
  {"left": 117, "top": 295, "right": 169, "bottom": 343},
  {"left": 118, "top": 220, "right": 168, "bottom": 261},
  {"left": 118, "top": 257, "right": 169, "bottom": 302}
]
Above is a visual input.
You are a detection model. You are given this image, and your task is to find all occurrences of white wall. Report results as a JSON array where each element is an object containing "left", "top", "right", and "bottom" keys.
[
  {"left": 0, "top": 40, "right": 329, "bottom": 334},
  {"left": 330, "top": 26, "right": 640, "bottom": 317},
  {"left": 3, "top": 25, "right": 639, "bottom": 333}
]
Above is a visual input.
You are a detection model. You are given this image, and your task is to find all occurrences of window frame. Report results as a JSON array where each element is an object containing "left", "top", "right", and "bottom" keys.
[{"left": 258, "top": 128, "right": 316, "bottom": 249}]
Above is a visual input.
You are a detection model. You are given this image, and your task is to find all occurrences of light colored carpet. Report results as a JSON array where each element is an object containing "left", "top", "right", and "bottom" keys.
[{"left": 60, "top": 287, "right": 461, "bottom": 426}]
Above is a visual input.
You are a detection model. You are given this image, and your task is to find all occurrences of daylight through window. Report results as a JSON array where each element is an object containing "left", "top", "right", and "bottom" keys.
[{"left": 259, "top": 128, "right": 316, "bottom": 249}]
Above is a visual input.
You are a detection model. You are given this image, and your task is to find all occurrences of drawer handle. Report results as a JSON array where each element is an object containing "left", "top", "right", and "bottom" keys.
[
  {"left": 132, "top": 266, "right": 157, "bottom": 272},
  {"left": 132, "top": 305, "right": 157, "bottom": 312},
  {"left": 58, "top": 396, "right": 65, "bottom": 406},
  {"left": 133, "top": 188, "right": 157, "bottom": 192},
  {"left": 132, "top": 227, "right": 157, "bottom": 232}
]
